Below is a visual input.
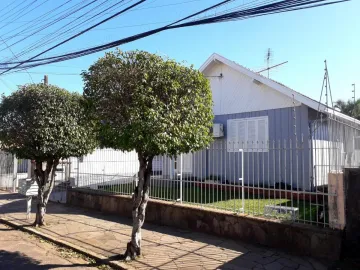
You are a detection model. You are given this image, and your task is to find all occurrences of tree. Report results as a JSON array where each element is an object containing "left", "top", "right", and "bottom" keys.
[
  {"left": 0, "top": 84, "right": 97, "bottom": 226},
  {"left": 334, "top": 99, "right": 360, "bottom": 120},
  {"left": 82, "top": 50, "right": 213, "bottom": 260}
]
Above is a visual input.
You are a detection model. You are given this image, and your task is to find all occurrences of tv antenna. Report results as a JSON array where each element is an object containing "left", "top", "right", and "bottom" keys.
[
  {"left": 257, "top": 61, "right": 288, "bottom": 75},
  {"left": 265, "top": 48, "right": 273, "bottom": 78}
]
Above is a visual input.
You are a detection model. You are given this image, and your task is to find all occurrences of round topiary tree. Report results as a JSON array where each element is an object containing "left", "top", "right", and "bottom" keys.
[
  {"left": 82, "top": 49, "right": 213, "bottom": 260},
  {"left": 0, "top": 83, "right": 97, "bottom": 226}
]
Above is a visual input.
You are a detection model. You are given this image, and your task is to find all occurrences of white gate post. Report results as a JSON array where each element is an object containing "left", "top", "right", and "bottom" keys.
[
  {"left": 179, "top": 154, "right": 183, "bottom": 204},
  {"left": 12, "top": 156, "right": 18, "bottom": 192},
  {"left": 77, "top": 158, "right": 80, "bottom": 187}
]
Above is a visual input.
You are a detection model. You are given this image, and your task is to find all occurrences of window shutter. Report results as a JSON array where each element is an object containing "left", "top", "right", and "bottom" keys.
[
  {"left": 257, "top": 118, "right": 267, "bottom": 150},
  {"left": 247, "top": 120, "right": 257, "bottom": 149},
  {"left": 229, "top": 120, "right": 237, "bottom": 141},
  {"left": 237, "top": 120, "right": 246, "bottom": 149},
  {"left": 227, "top": 116, "right": 268, "bottom": 152},
  {"left": 228, "top": 120, "right": 238, "bottom": 151}
]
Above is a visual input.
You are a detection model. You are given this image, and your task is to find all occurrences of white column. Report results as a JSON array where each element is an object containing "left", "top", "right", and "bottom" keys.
[{"left": 12, "top": 156, "right": 18, "bottom": 192}]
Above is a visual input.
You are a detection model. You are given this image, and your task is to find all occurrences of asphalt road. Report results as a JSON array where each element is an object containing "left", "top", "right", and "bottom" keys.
[{"left": 0, "top": 223, "right": 105, "bottom": 270}]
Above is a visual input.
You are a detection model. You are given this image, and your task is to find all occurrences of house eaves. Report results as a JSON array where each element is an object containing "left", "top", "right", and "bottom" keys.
[{"left": 200, "top": 53, "right": 360, "bottom": 126}]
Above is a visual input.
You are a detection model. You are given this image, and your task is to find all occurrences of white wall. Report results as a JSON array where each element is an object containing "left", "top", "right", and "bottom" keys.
[
  {"left": 204, "top": 63, "right": 301, "bottom": 116},
  {"left": 311, "top": 140, "right": 344, "bottom": 187}
]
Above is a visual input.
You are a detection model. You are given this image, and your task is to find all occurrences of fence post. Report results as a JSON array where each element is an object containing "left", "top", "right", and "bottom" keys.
[
  {"left": 180, "top": 154, "right": 183, "bottom": 203},
  {"left": 76, "top": 158, "right": 80, "bottom": 187},
  {"left": 12, "top": 156, "right": 18, "bottom": 192},
  {"left": 27, "top": 160, "right": 33, "bottom": 179}
]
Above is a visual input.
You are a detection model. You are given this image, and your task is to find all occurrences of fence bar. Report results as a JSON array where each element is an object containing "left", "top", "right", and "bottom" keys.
[{"left": 65, "top": 114, "right": 360, "bottom": 228}]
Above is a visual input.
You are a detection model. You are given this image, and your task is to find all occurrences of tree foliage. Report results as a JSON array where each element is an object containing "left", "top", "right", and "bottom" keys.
[
  {"left": 334, "top": 99, "right": 360, "bottom": 120},
  {"left": 82, "top": 49, "right": 213, "bottom": 259},
  {"left": 0, "top": 84, "right": 97, "bottom": 160},
  {"left": 0, "top": 83, "right": 97, "bottom": 225},
  {"left": 82, "top": 49, "right": 213, "bottom": 156}
]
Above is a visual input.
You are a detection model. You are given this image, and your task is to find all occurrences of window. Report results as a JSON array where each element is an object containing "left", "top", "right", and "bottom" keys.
[{"left": 227, "top": 116, "right": 269, "bottom": 152}]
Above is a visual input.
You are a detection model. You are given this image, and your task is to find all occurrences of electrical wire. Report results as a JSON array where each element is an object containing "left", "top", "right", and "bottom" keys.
[
  {"left": 0, "top": 0, "right": 349, "bottom": 73},
  {"left": 0, "top": 0, "right": 76, "bottom": 45},
  {"left": 0, "top": 0, "right": 39, "bottom": 28},
  {"left": 0, "top": 0, "right": 147, "bottom": 74},
  {"left": 5, "top": 0, "right": 133, "bottom": 62},
  {"left": 0, "top": 0, "right": 204, "bottom": 24},
  {"left": 0, "top": 0, "right": 100, "bottom": 54},
  {"left": 0, "top": 36, "right": 34, "bottom": 83}
]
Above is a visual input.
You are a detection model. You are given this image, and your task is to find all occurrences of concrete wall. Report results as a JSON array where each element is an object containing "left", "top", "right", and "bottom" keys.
[{"left": 67, "top": 189, "right": 343, "bottom": 261}]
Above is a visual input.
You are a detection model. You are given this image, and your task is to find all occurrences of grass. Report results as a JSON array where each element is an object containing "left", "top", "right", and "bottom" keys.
[{"left": 98, "top": 182, "right": 324, "bottom": 224}]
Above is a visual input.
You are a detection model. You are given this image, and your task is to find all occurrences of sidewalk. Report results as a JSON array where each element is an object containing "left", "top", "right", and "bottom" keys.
[
  {"left": 0, "top": 223, "right": 100, "bottom": 269},
  {"left": 0, "top": 191, "right": 327, "bottom": 270}
]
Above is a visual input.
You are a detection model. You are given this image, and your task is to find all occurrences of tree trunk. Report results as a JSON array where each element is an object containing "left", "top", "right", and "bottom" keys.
[
  {"left": 125, "top": 154, "right": 153, "bottom": 260},
  {"left": 33, "top": 159, "right": 59, "bottom": 227}
]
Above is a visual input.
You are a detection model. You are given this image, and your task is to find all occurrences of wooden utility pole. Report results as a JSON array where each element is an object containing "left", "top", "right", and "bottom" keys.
[{"left": 29, "top": 75, "right": 49, "bottom": 180}]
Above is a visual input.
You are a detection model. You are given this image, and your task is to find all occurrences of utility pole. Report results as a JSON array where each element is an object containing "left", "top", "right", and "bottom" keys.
[
  {"left": 352, "top": 83, "right": 356, "bottom": 119},
  {"left": 29, "top": 75, "right": 49, "bottom": 180}
]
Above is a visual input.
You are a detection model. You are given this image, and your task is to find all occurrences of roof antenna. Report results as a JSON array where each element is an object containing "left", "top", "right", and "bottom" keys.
[
  {"left": 313, "top": 60, "right": 335, "bottom": 136},
  {"left": 352, "top": 83, "right": 356, "bottom": 123},
  {"left": 317, "top": 60, "right": 334, "bottom": 112},
  {"left": 265, "top": 48, "right": 273, "bottom": 78}
]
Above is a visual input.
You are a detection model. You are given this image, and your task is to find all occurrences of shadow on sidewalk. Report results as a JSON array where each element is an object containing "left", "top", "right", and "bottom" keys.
[
  {"left": 0, "top": 250, "right": 100, "bottom": 270},
  {"left": 1, "top": 192, "right": 324, "bottom": 270}
]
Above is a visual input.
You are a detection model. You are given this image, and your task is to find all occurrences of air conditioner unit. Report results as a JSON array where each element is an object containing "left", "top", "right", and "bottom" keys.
[{"left": 213, "top": 123, "right": 224, "bottom": 138}]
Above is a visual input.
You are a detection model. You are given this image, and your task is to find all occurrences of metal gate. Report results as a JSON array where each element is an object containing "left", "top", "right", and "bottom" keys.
[
  {"left": 48, "top": 160, "right": 72, "bottom": 204},
  {"left": 0, "top": 151, "right": 15, "bottom": 191}
]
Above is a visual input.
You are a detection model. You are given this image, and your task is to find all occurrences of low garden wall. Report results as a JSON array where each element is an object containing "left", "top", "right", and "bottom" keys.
[{"left": 67, "top": 188, "right": 342, "bottom": 261}]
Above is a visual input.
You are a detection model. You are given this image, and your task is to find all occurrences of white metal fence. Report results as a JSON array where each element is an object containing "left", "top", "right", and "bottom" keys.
[
  {"left": 1, "top": 114, "right": 359, "bottom": 227},
  {"left": 69, "top": 126, "right": 347, "bottom": 227}
]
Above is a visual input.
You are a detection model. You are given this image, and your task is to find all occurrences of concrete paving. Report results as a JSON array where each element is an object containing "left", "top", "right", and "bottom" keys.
[
  {"left": 0, "top": 191, "right": 328, "bottom": 270},
  {"left": 0, "top": 223, "right": 100, "bottom": 269}
]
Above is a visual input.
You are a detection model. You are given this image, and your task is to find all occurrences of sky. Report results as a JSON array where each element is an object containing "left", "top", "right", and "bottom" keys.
[{"left": 0, "top": 0, "right": 358, "bottom": 105}]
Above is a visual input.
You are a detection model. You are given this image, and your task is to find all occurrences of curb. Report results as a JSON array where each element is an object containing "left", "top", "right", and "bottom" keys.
[{"left": 0, "top": 217, "right": 132, "bottom": 270}]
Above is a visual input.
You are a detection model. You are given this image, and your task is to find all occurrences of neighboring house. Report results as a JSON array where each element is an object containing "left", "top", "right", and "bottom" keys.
[
  {"left": 69, "top": 149, "right": 164, "bottom": 189},
  {"left": 159, "top": 53, "right": 360, "bottom": 191}
]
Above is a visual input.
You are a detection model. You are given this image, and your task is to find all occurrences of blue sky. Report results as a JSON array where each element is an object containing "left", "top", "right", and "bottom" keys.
[{"left": 0, "top": 0, "right": 358, "bottom": 104}]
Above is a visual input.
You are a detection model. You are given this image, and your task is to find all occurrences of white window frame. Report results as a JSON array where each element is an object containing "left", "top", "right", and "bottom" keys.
[{"left": 227, "top": 116, "right": 269, "bottom": 152}]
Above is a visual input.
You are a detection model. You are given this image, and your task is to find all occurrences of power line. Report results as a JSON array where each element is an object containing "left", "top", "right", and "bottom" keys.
[
  {"left": 0, "top": 0, "right": 203, "bottom": 24},
  {"left": 0, "top": 0, "right": 76, "bottom": 45},
  {"left": 0, "top": 0, "right": 100, "bottom": 55},
  {"left": 0, "top": 0, "right": 31, "bottom": 25},
  {"left": 0, "top": 0, "right": 349, "bottom": 73},
  {"left": 0, "top": 0, "right": 235, "bottom": 69},
  {"left": 1, "top": 20, "right": 173, "bottom": 38},
  {"left": 0, "top": 0, "right": 39, "bottom": 29},
  {"left": 5, "top": 0, "right": 133, "bottom": 62},
  {"left": 0, "top": 36, "right": 34, "bottom": 83},
  {"left": 7, "top": 71, "right": 80, "bottom": 76},
  {"left": 0, "top": 0, "right": 146, "bottom": 75}
]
